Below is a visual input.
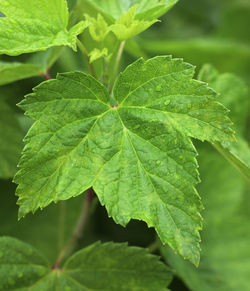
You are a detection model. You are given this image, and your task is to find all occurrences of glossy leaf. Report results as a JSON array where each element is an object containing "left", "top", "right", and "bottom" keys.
[
  {"left": 15, "top": 56, "right": 234, "bottom": 265},
  {"left": 0, "top": 0, "right": 86, "bottom": 56},
  {"left": 0, "top": 237, "right": 172, "bottom": 290},
  {"left": 0, "top": 99, "right": 22, "bottom": 178}
]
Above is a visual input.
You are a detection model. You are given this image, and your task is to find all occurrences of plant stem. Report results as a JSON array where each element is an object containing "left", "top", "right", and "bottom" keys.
[
  {"left": 41, "top": 69, "right": 51, "bottom": 80},
  {"left": 53, "top": 188, "right": 96, "bottom": 269},
  {"left": 76, "top": 39, "right": 97, "bottom": 78},
  {"left": 147, "top": 240, "right": 159, "bottom": 253},
  {"left": 109, "top": 40, "right": 126, "bottom": 93},
  {"left": 58, "top": 201, "right": 66, "bottom": 251}
]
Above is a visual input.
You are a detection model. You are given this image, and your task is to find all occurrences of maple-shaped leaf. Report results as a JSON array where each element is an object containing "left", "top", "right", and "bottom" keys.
[
  {"left": 0, "top": 237, "right": 172, "bottom": 290},
  {"left": 0, "top": 0, "right": 86, "bottom": 56},
  {"left": 0, "top": 99, "right": 22, "bottom": 178},
  {"left": 15, "top": 56, "right": 234, "bottom": 265}
]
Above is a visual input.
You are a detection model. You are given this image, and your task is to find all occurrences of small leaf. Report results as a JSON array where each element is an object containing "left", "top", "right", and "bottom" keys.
[
  {"left": 85, "top": 13, "right": 110, "bottom": 42},
  {"left": 0, "top": 0, "right": 86, "bottom": 56},
  {"left": 15, "top": 56, "right": 234, "bottom": 265},
  {"left": 0, "top": 237, "right": 172, "bottom": 290},
  {"left": 110, "top": 6, "right": 158, "bottom": 40},
  {"left": 0, "top": 99, "right": 23, "bottom": 178},
  {"left": 89, "top": 48, "right": 108, "bottom": 63}
]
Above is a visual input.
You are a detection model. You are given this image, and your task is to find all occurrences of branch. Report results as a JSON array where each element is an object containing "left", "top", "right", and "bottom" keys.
[{"left": 53, "top": 188, "right": 96, "bottom": 269}]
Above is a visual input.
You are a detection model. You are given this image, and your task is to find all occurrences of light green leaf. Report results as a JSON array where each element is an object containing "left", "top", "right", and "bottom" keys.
[
  {"left": 162, "top": 145, "right": 250, "bottom": 291},
  {"left": 0, "top": 238, "right": 172, "bottom": 290},
  {"left": 84, "top": 0, "right": 178, "bottom": 22},
  {"left": 0, "top": 99, "right": 22, "bottom": 178},
  {"left": 110, "top": 6, "right": 158, "bottom": 40},
  {"left": 0, "top": 0, "right": 86, "bottom": 56},
  {"left": 15, "top": 56, "right": 234, "bottom": 265},
  {"left": 89, "top": 48, "right": 108, "bottom": 63},
  {"left": 199, "top": 64, "right": 250, "bottom": 181},
  {"left": 85, "top": 13, "right": 110, "bottom": 42}
]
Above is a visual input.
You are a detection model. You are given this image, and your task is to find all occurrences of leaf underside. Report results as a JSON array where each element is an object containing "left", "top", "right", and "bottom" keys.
[
  {"left": 15, "top": 56, "right": 234, "bottom": 265},
  {"left": 0, "top": 237, "right": 172, "bottom": 290},
  {"left": 0, "top": 0, "right": 85, "bottom": 56}
]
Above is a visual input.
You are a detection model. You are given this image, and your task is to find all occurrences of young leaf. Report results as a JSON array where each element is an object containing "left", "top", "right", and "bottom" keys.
[
  {"left": 199, "top": 64, "right": 250, "bottom": 181},
  {"left": 0, "top": 0, "right": 86, "bottom": 56},
  {"left": 84, "top": 0, "right": 178, "bottom": 22},
  {"left": 89, "top": 48, "right": 108, "bottom": 63},
  {"left": 85, "top": 13, "right": 110, "bottom": 42},
  {"left": 162, "top": 145, "right": 250, "bottom": 291},
  {"left": 15, "top": 56, "right": 234, "bottom": 265},
  {"left": 110, "top": 6, "right": 158, "bottom": 40},
  {"left": 0, "top": 237, "right": 172, "bottom": 290},
  {"left": 0, "top": 99, "right": 23, "bottom": 178}
]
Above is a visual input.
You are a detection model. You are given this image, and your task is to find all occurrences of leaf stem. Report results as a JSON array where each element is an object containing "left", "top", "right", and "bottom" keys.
[
  {"left": 53, "top": 188, "right": 96, "bottom": 269},
  {"left": 147, "top": 240, "right": 159, "bottom": 253},
  {"left": 76, "top": 39, "right": 97, "bottom": 78},
  {"left": 109, "top": 40, "right": 126, "bottom": 93},
  {"left": 41, "top": 69, "right": 51, "bottom": 80}
]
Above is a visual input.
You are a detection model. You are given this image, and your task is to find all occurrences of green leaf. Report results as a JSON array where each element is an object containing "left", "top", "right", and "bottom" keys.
[
  {"left": 0, "top": 237, "right": 172, "bottom": 290},
  {"left": 85, "top": 13, "right": 110, "bottom": 42},
  {"left": 199, "top": 64, "right": 250, "bottom": 181},
  {"left": 0, "top": 47, "right": 64, "bottom": 86},
  {"left": 84, "top": 0, "right": 178, "bottom": 22},
  {"left": 0, "top": 0, "right": 86, "bottom": 56},
  {"left": 0, "top": 236, "right": 50, "bottom": 290},
  {"left": 89, "top": 48, "right": 108, "bottom": 63},
  {"left": 0, "top": 61, "right": 42, "bottom": 86},
  {"left": 162, "top": 145, "right": 250, "bottom": 291},
  {"left": 15, "top": 56, "right": 234, "bottom": 265},
  {"left": 110, "top": 6, "right": 158, "bottom": 40},
  {"left": 0, "top": 99, "right": 23, "bottom": 178}
]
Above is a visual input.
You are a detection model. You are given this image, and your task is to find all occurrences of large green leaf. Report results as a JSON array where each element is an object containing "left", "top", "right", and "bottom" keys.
[
  {"left": 0, "top": 99, "right": 22, "bottom": 178},
  {"left": 162, "top": 145, "right": 250, "bottom": 291},
  {"left": 84, "top": 0, "right": 178, "bottom": 22},
  {"left": 199, "top": 64, "right": 250, "bottom": 181},
  {"left": 0, "top": 237, "right": 172, "bottom": 290},
  {"left": 15, "top": 56, "right": 234, "bottom": 265},
  {"left": 0, "top": 0, "right": 85, "bottom": 56}
]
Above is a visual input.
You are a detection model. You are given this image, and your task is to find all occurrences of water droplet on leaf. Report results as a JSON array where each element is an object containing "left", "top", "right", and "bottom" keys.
[{"left": 164, "top": 100, "right": 170, "bottom": 106}]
